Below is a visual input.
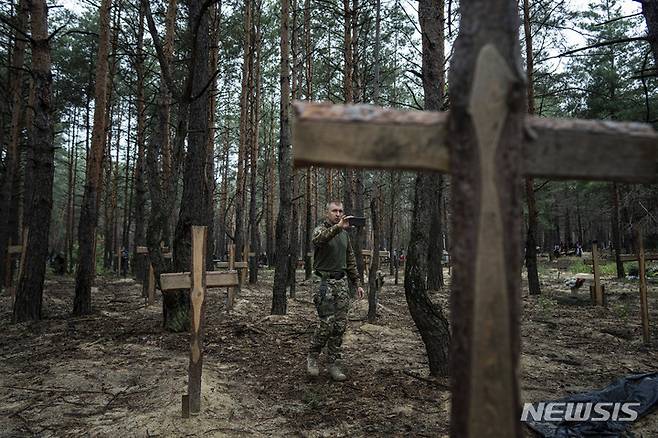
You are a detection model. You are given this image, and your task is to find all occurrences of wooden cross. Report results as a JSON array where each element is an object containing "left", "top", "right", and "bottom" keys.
[
  {"left": 4, "top": 228, "right": 28, "bottom": 299},
  {"left": 590, "top": 241, "right": 605, "bottom": 306},
  {"left": 362, "top": 249, "right": 390, "bottom": 278},
  {"left": 215, "top": 244, "right": 249, "bottom": 286},
  {"left": 159, "top": 226, "right": 239, "bottom": 416},
  {"left": 292, "top": 59, "right": 657, "bottom": 437},
  {"left": 618, "top": 230, "right": 654, "bottom": 344},
  {"left": 135, "top": 245, "right": 172, "bottom": 306},
  {"left": 215, "top": 243, "right": 249, "bottom": 308}
]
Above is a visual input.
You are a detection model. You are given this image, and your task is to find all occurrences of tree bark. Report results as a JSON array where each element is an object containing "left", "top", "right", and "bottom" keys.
[
  {"left": 303, "top": 0, "right": 313, "bottom": 280},
  {"left": 133, "top": 0, "right": 146, "bottom": 280},
  {"left": 73, "top": 0, "right": 112, "bottom": 315},
  {"left": 639, "top": 0, "right": 658, "bottom": 67},
  {"left": 235, "top": 0, "right": 253, "bottom": 268},
  {"left": 272, "top": 0, "right": 291, "bottom": 314},
  {"left": 403, "top": 0, "right": 450, "bottom": 377},
  {"left": 248, "top": 2, "right": 261, "bottom": 283},
  {"left": 170, "top": 0, "right": 214, "bottom": 332},
  {"left": 523, "top": 0, "right": 540, "bottom": 295},
  {"left": 13, "top": 0, "right": 55, "bottom": 322},
  {"left": 367, "top": 193, "right": 381, "bottom": 322},
  {"left": 611, "top": 182, "right": 625, "bottom": 278},
  {"left": 217, "top": 120, "right": 230, "bottom": 259},
  {"left": 0, "top": 0, "right": 28, "bottom": 291}
]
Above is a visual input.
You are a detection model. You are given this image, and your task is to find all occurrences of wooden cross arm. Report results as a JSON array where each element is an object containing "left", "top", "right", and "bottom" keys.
[
  {"left": 362, "top": 250, "right": 390, "bottom": 257},
  {"left": 216, "top": 261, "right": 248, "bottom": 269},
  {"left": 7, "top": 245, "right": 23, "bottom": 255},
  {"left": 136, "top": 246, "right": 173, "bottom": 258},
  {"left": 160, "top": 271, "right": 239, "bottom": 291},
  {"left": 620, "top": 253, "right": 658, "bottom": 262},
  {"left": 292, "top": 102, "right": 658, "bottom": 183}
]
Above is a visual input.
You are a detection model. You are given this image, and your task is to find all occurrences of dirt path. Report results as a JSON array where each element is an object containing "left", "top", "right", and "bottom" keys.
[{"left": 1, "top": 258, "right": 657, "bottom": 437}]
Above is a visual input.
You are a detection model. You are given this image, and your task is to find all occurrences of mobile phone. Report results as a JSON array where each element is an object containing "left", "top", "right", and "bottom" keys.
[{"left": 348, "top": 216, "right": 366, "bottom": 227}]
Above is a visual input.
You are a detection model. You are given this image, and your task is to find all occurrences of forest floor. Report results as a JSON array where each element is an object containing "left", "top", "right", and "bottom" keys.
[{"left": 1, "top": 255, "right": 658, "bottom": 437}]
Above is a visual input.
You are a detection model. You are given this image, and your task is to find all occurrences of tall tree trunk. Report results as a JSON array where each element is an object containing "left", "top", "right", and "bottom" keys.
[
  {"left": 421, "top": 0, "right": 445, "bottom": 291},
  {"left": 217, "top": 121, "right": 230, "bottom": 259},
  {"left": 367, "top": 192, "right": 381, "bottom": 322},
  {"left": 248, "top": 2, "right": 261, "bottom": 283},
  {"left": 265, "top": 99, "right": 276, "bottom": 267},
  {"left": 13, "top": 0, "right": 55, "bottom": 322},
  {"left": 143, "top": 0, "right": 180, "bottom": 315},
  {"left": 73, "top": 0, "right": 113, "bottom": 315},
  {"left": 387, "top": 172, "right": 398, "bottom": 275},
  {"left": 0, "top": 0, "right": 28, "bottom": 291},
  {"left": 287, "top": 171, "right": 299, "bottom": 297},
  {"left": 611, "top": 182, "right": 625, "bottom": 278},
  {"left": 272, "top": 0, "right": 291, "bottom": 314},
  {"left": 64, "top": 109, "right": 77, "bottom": 272},
  {"left": 170, "top": 0, "right": 213, "bottom": 331},
  {"left": 639, "top": 0, "right": 658, "bottom": 67},
  {"left": 448, "top": 0, "right": 525, "bottom": 435},
  {"left": 122, "top": 106, "right": 132, "bottom": 263},
  {"left": 235, "top": 0, "right": 253, "bottom": 267},
  {"left": 523, "top": 0, "right": 540, "bottom": 295},
  {"left": 403, "top": 0, "right": 450, "bottom": 377},
  {"left": 303, "top": 0, "right": 313, "bottom": 280},
  {"left": 132, "top": 1, "right": 146, "bottom": 279}
]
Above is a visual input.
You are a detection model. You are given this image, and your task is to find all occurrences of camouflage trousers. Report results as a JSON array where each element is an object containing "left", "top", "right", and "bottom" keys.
[{"left": 309, "top": 277, "right": 350, "bottom": 363}]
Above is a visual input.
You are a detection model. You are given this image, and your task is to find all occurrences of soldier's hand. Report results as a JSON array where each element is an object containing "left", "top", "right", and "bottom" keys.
[
  {"left": 356, "top": 286, "right": 365, "bottom": 299},
  {"left": 338, "top": 215, "right": 353, "bottom": 229}
]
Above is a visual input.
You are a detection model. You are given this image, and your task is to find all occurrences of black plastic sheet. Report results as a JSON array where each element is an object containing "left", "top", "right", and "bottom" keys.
[{"left": 524, "top": 373, "right": 658, "bottom": 437}]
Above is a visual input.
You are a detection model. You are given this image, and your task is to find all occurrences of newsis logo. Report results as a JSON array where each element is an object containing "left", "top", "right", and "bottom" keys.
[{"left": 521, "top": 402, "right": 641, "bottom": 422}]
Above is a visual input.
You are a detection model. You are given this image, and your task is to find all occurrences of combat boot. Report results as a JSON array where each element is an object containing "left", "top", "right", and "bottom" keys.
[
  {"left": 328, "top": 362, "right": 347, "bottom": 381},
  {"left": 306, "top": 353, "right": 319, "bottom": 377}
]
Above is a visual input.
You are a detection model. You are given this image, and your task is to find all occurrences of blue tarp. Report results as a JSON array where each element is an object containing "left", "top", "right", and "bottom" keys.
[{"left": 524, "top": 373, "right": 658, "bottom": 437}]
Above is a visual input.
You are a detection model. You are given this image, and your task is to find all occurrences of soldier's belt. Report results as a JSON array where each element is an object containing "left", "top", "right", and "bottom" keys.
[{"left": 315, "top": 270, "right": 345, "bottom": 280}]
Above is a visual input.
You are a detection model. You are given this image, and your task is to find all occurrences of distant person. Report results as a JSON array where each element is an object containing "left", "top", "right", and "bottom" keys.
[
  {"left": 576, "top": 242, "right": 583, "bottom": 257},
  {"left": 121, "top": 247, "right": 129, "bottom": 276},
  {"left": 307, "top": 200, "right": 364, "bottom": 381},
  {"left": 51, "top": 253, "right": 66, "bottom": 275}
]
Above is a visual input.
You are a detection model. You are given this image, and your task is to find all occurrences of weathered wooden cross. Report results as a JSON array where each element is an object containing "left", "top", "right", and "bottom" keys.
[
  {"left": 135, "top": 245, "right": 172, "bottom": 306},
  {"left": 4, "top": 228, "right": 28, "bottom": 299},
  {"left": 292, "top": 51, "right": 657, "bottom": 438},
  {"left": 589, "top": 241, "right": 605, "bottom": 306},
  {"left": 215, "top": 243, "right": 249, "bottom": 308},
  {"left": 619, "top": 230, "right": 656, "bottom": 344},
  {"left": 215, "top": 244, "right": 249, "bottom": 285},
  {"left": 362, "top": 249, "right": 390, "bottom": 278},
  {"left": 158, "top": 226, "right": 239, "bottom": 416}
]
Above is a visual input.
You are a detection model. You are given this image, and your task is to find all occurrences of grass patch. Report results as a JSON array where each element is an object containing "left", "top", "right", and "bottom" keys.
[
  {"left": 568, "top": 259, "right": 590, "bottom": 274},
  {"left": 567, "top": 258, "right": 631, "bottom": 277}
]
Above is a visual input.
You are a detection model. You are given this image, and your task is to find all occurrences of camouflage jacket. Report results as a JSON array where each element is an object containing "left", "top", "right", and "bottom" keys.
[{"left": 312, "top": 220, "right": 361, "bottom": 288}]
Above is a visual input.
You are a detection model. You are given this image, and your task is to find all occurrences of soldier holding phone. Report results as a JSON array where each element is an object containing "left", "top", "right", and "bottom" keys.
[{"left": 307, "top": 200, "right": 365, "bottom": 381}]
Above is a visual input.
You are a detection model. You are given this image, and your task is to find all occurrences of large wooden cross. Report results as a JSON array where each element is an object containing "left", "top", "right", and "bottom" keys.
[
  {"left": 292, "top": 54, "right": 657, "bottom": 438},
  {"left": 159, "top": 226, "right": 239, "bottom": 416}
]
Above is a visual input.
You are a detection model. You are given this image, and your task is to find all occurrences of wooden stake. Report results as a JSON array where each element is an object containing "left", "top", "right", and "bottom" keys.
[
  {"left": 637, "top": 230, "right": 650, "bottom": 344},
  {"left": 4, "top": 240, "right": 12, "bottom": 291},
  {"left": 147, "top": 263, "right": 155, "bottom": 305},
  {"left": 240, "top": 243, "right": 249, "bottom": 285},
  {"left": 11, "top": 228, "right": 28, "bottom": 301},
  {"left": 591, "top": 241, "right": 603, "bottom": 306},
  {"left": 182, "top": 394, "right": 190, "bottom": 418},
  {"left": 227, "top": 244, "right": 235, "bottom": 308},
  {"left": 188, "top": 226, "right": 207, "bottom": 414}
]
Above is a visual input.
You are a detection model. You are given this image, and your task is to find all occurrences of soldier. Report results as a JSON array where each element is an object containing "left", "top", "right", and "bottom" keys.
[{"left": 307, "top": 200, "right": 364, "bottom": 381}]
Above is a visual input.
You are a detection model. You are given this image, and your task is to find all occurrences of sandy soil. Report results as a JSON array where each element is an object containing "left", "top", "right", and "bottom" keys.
[{"left": 1, "top": 257, "right": 657, "bottom": 437}]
